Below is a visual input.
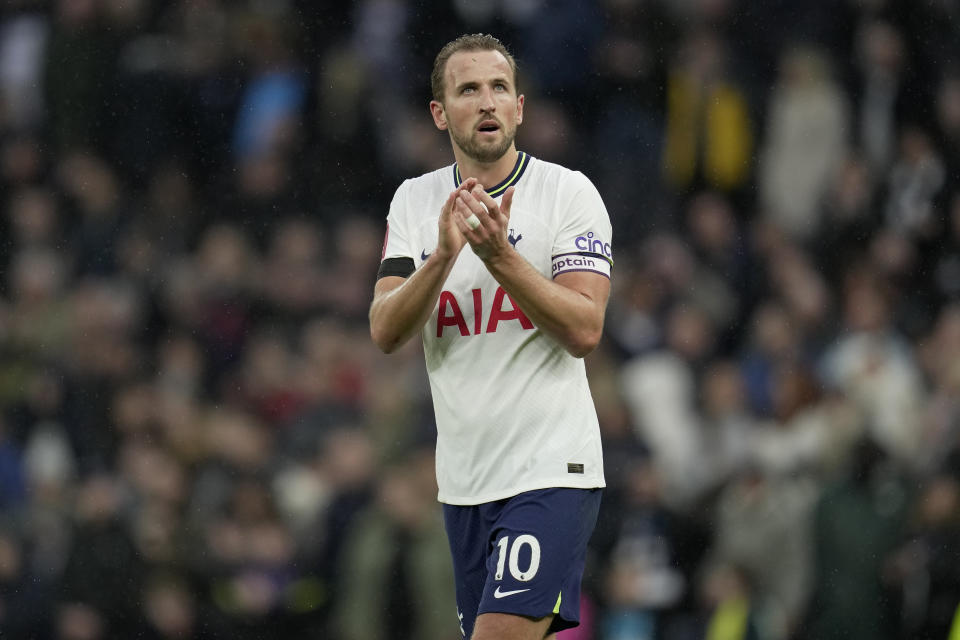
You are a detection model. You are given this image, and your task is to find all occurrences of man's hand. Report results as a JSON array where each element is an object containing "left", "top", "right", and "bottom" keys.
[
  {"left": 435, "top": 178, "right": 478, "bottom": 261},
  {"left": 453, "top": 184, "right": 516, "bottom": 262},
  {"left": 370, "top": 178, "right": 480, "bottom": 354}
]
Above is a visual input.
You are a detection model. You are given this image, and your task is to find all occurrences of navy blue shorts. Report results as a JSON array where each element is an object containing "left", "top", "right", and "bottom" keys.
[{"left": 443, "top": 487, "right": 602, "bottom": 638}]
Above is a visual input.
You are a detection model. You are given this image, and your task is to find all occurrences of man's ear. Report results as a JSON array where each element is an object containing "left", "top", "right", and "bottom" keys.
[
  {"left": 516, "top": 94, "right": 524, "bottom": 126},
  {"left": 430, "top": 100, "right": 448, "bottom": 130}
]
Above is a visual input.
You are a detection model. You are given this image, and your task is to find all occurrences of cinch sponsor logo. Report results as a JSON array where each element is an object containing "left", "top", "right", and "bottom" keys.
[
  {"left": 574, "top": 231, "right": 612, "bottom": 259},
  {"left": 552, "top": 256, "right": 597, "bottom": 274}
]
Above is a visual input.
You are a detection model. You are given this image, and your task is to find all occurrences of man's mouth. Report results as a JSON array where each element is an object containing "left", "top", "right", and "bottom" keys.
[{"left": 477, "top": 120, "right": 500, "bottom": 133}]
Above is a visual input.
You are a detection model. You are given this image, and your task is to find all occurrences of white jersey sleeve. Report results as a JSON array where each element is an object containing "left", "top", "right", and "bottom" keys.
[
  {"left": 551, "top": 172, "right": 613, "bottom": 279},
  {"left": 382, "top": 179, "right": 415, "bottom": 261}
]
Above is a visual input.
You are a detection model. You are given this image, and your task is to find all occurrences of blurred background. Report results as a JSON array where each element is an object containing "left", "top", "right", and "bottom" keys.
[{"left": 0, "top": 0, "right": 959, "bottom": 639}]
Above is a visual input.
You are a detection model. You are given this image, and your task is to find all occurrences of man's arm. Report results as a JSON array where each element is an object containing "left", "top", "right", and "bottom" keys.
[
  {"left": 369, "top": 179, "right": 477, "bottom": 354},
  {"left": 369, "top": 256, "right": 456, "bottom": 354},
  {"left": 485, "top": 253, "right": 609, "bottom": 358},
  {"left": 452, "top": 186, "right": 610, "bottom": 358}
]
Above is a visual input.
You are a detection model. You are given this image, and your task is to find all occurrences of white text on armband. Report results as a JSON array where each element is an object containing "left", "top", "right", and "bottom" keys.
[{"left": 551, "top": 252, "right": 611, "bottom": 278}]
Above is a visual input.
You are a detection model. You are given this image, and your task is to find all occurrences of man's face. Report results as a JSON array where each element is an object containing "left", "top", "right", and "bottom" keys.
[{"left": 431, "top": 49, "right": 524, "bottom": 163}]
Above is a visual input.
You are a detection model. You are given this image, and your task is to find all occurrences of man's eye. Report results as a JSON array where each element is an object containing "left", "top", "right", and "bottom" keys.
[
  {"left": 495, "top": 84, "right": 506, "bottom": 91},
  {"left": 463, "top": 87, "right": 474, "bottom": 94}
]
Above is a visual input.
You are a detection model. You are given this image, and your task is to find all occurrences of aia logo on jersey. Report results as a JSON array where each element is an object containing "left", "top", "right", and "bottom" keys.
[{"left": 437, "top": 287, "right": 533, "bottom": 337}]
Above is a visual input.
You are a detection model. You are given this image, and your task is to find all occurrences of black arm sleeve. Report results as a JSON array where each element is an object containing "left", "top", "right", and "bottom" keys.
[{"left": 377, "top": 257, "right": 416, "bottom": 280}]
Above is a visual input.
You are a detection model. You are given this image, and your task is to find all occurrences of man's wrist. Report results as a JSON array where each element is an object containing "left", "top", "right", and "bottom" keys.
[
  {"left": 481, "top": 243, "right": 517, "bottom": 271},
  {"left": 432, "top": 246, "right": 461, "bottom": 264}
]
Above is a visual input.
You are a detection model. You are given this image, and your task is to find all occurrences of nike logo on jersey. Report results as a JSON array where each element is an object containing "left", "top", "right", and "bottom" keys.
[
  {"left": 421, "top": 249, "right": 431, "bottom": 261},
  {"left": 493, "top": 586, "right": 531, "bottom": 599}
]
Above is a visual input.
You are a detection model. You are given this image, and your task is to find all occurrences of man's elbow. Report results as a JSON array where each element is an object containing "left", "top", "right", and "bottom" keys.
[
  {"left": 565, "top": 326, "right": 603, "bottom": 359},
  {"left": 370, "top": 325, "right": 400, "bottom": 354}
]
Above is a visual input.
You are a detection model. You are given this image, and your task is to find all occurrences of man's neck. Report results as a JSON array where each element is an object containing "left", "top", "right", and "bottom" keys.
[{"left": 453, "top": 146, "right": 519, "bottom": 190}]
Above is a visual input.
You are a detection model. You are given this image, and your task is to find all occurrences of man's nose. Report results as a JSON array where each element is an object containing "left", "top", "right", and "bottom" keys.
[{"left": 478, "top": 87, "right": 496, "bottom": 111}]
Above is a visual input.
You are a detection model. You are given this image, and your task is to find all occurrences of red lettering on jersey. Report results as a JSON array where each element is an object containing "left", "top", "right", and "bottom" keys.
[
  {"left": 472, "top": 289, "right": 482, "bottom": 335},
  {"left": 486, "top": 287, "right": 534, "bottom": 333},
  {"left": 437, "top": 291, "right": 469, "bottom": 337}
]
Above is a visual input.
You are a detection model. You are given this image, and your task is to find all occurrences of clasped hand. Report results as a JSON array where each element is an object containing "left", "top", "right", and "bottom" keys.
[
  {"left": 436, "top": 179, "right": 516, "bottom": 263},
  {"left": 453, "top": 183, "right": 516, "bottom": 262}
]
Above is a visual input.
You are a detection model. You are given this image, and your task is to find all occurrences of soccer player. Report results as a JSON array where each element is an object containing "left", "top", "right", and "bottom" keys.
[{"left": 369, "top": 33, "right": 613, "bottom": 640}]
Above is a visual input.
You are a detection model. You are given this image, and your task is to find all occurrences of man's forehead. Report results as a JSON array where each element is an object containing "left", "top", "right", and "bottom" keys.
[{"left": 446, "top": 49, "right": 512, "bottom": 81}]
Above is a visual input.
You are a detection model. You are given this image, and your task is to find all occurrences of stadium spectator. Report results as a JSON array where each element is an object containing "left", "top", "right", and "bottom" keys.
[
  {"left": 662, "top": 28, "right": 754, "bottom": 200},
  {"left": 757, "top": 45, "right": 850, "bottom": 242},
  {"left": 334, "top": 445, "right": 458, "bottom": 640}
]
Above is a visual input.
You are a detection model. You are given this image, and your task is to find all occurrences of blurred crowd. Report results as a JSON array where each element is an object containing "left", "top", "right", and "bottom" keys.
[{"left": 0, "top": 0, "right": 959, "bottom": 639}]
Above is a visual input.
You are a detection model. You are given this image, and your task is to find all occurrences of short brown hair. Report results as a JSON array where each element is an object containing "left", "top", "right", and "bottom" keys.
[{"left": 430, "top": 33, "right": 518, "bottom": 103}]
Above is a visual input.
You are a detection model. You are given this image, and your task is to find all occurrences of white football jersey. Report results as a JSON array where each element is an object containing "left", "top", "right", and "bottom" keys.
[{"left": 382, "top": 152, "right": 611, "bottom": 505}]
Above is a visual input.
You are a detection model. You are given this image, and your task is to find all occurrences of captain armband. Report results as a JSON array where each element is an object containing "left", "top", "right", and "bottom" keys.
[{"left": 551, "top": 252, "right": 612, "bottom": 279}]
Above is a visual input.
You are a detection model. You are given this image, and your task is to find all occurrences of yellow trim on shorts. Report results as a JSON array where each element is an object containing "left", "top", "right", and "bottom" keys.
[{"left": 553, "top": 592, "right": 562, "bottom": 615}]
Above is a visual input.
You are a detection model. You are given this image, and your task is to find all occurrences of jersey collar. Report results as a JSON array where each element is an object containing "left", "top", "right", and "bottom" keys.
[{"left": 452, "top": 151, "right": 530, "bottom": 197}]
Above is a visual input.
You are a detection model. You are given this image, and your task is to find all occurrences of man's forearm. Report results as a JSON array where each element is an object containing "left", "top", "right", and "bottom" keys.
[
  {"left": 483, "top": 249, "right": 606, "bottom": 358},
  {"left": 369, "top": 253, "right": 458, "bottom": 354}
]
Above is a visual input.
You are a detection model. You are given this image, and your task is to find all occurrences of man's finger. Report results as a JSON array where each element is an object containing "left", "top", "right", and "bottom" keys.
[
  {"left": 443, "top": 188, "right": 459, "bottom": 211},
  {"left": 452, "top": 199, "right": 477, "bottom": 235},
  {"left": 471, "top": 187, "right": 500, "bottom": 218},
  {"left": 501, "top": 186, "right": 515, "bottom": 221},
  {"left": 458, "top": 189, "right": 490, "bottom": 219},
  {"left": 454, "top": 197, "right": 481, "bottom": 229}
]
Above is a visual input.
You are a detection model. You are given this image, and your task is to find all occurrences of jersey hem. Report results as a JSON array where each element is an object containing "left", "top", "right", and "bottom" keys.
[{"left": 437, "top": 478, "right": 606, "bottom": 506}]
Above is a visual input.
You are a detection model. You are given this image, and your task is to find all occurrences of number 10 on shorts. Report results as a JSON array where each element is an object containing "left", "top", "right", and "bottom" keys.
[{"left": 494, "top": 534, "right": 541, "bottom": 582}]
